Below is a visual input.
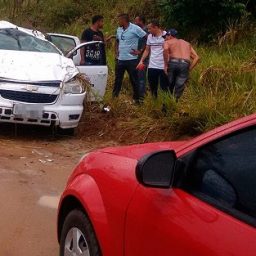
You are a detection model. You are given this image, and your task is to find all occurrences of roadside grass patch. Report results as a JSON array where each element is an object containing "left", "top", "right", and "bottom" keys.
[{"left": 95, "top": 32, "right": 256, "bottom": 142}]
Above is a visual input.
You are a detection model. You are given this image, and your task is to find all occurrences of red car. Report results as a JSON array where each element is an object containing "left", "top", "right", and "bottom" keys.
[{"left": 58, "top": 114, "right": 256, "bottom": 256}]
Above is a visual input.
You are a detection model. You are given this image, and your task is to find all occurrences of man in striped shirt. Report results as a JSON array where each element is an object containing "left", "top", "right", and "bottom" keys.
[{"left": 137, "top": 20, "right": 169, "bottom": 98}]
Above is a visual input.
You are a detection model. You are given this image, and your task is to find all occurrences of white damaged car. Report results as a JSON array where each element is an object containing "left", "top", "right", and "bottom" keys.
[{"left": 0, "top": 21, "right": 108, "bottom": 133}]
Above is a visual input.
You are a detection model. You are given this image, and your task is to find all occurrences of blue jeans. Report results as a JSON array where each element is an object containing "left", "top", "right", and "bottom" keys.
[
  {"left": 113, "top": 59, "right": 141, "bottom": 101},
  {"left": 168, "top": 61, "right": 189, "bottom": 99}
]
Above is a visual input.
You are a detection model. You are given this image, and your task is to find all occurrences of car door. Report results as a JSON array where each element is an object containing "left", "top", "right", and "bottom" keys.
[
  {"left": 47, "top": 35, "right": 108, "bottom": 101},
  {"left": 46, "top": 33, "right": 81, "bottom": 64},
  {"left": 125, "top": 126, "right": 256, "bottom": 256},
  {"left": 66, "top": 41, "right": 108, "bottom": 101}
]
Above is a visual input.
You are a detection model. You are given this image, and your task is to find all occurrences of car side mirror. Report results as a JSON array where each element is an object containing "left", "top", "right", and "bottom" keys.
[
  {"left": 72, "top": 50, "right": 77, "bottom": 57},
  {"left": 66, "top": 50, "right": 77, "bottom": 59},
  {"left": 136, "top": 150, "right": 177, "bottom": 188},
  {"left": 68, "top": 54, "right": 74, "bottom": 60}
]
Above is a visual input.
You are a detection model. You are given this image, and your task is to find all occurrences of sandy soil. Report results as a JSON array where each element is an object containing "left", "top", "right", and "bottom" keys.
[{"left": 0, "top": 123, "right": 116, "bottom": 256}]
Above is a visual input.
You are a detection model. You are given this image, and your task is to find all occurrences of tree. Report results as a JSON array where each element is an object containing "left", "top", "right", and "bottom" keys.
[{"left": 159, "top": 0, "right": 247, "bottom": 42}]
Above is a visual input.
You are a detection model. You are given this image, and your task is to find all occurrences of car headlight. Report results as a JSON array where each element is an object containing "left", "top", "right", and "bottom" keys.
[{"left": 63, "top": 77, "right": 85, "bottom": 94}]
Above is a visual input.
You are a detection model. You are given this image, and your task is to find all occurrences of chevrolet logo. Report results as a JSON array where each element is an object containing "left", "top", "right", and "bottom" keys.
[{"left": 22, "top": 85, "right": 39, "bottom": 92}]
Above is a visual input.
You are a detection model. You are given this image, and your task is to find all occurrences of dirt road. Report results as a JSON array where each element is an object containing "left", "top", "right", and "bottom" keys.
[{"left": 0, "top": 124, "right": 116, "bottom": 256}]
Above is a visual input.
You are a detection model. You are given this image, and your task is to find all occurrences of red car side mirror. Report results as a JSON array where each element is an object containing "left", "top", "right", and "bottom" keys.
[{"left": 136, "top": 150, "right": 177, "bottom": 188}]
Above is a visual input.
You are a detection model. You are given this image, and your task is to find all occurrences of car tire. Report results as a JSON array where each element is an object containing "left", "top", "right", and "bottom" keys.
[
  {"left": 60, "top": 209, "right": 101, "bottom": 256},
  {"left": 57, "top": 127, "right": 75, "bottom": 136}
]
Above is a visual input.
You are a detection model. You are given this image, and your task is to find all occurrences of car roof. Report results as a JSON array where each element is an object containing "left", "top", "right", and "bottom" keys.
[
  {"left": 0, "top": 20, "right": 45, "bottom": 39},
  {"left": 47, "top": 33, "right": 80, "bottom": 41},
  {"left": 0, "top": 20, "right": 17, "bottom": 29},
  {"left": 177, "top": 113, "right": 256, "bottom": 156}
]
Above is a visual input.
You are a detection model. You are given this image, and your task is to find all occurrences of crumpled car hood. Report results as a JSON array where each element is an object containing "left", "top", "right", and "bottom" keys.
[{"left": 0, "top": 50, "right": 78, "bottom": 82}]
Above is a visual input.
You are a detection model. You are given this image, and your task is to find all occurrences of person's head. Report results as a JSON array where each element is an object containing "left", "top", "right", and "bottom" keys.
[
  {"left": 92, "top": 15, "right": 104, "bottom": 29},
  {"left": 165, "top": 28, "right": 178, "bottom": 40},
  {"left": 118, "top": 13, "right": 130, "bottom": 27},
  {"left": 147, "top": 20, "right": 161, "bottom": 36},
  {"left": 134, "top": 15, "right": 146, "bottom": 28}
]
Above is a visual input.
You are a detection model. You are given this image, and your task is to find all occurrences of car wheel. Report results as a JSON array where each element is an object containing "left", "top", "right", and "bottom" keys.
[
  {"left": 60, "top": 209, "right": 101, "bottom": 256},
  {"left": 57, "top": 127, "right": 75, "bottom": 136}
]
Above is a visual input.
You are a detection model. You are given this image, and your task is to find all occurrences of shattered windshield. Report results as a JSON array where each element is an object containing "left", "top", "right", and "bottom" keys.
[{"left": 0, "top": 28, "right": 60, "bottom": 54}]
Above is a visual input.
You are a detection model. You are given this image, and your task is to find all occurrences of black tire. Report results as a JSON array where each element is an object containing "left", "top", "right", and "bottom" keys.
[
  {"left": 57, "top": 127, "right": 75, "bottom": 136},
  {"left": 60, "top": 209, "right": 101, "bottom": 256}
]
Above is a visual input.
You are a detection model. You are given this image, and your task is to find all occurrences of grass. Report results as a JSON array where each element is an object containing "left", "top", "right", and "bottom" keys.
[
  {"left": 0, "top": 1, "right": 255, "bottom": 142},
  {"left": 101, "top": 27, "right": 256, "bottom": 141}
]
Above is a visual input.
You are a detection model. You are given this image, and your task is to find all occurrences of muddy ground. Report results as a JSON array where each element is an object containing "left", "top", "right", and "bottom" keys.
[
  {"left": 0, "top": 105, "right": 184, "bottom": 256},
  {"left": 0, "top": 123, "right": 117, "bottom": 256}
]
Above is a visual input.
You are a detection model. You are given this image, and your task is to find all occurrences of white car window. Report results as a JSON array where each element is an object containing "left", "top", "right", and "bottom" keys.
[
  {"left": 48, "top": 35, "right": 76, "bottom": 55},
  {"left": 0, "top": 28, "right": 60, "bottom": 54},
  {"left": 0, "top": 33, "right": 20, "bottom": 50}
]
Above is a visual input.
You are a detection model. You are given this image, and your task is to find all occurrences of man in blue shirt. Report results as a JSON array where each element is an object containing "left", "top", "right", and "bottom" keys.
[{"left": 113, "top": 13, "right": 147, "bottom": 103}]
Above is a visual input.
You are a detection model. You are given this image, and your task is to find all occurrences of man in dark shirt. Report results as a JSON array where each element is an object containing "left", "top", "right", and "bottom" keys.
[{"left": 80, "top": 15, "right": 113, "bottom": 65}]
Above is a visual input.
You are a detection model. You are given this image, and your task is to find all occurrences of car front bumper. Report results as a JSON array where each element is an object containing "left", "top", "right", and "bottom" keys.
[{"left": 0, "top": 92, "right": 86, "bottom": 129}]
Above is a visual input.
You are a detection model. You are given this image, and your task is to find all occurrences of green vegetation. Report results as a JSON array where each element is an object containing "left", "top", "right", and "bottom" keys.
[
  {"left": 104, "top": 29, "right": 255, "bottom": 140},
  {"left": 159, "top": 0, "right": 250, "bottom": 41},
  {"left": 0, "top": 0, "right": 158, "bottom": 36},
  {"left": 0, "top": 0, "right": 255, "bottom": 141}
]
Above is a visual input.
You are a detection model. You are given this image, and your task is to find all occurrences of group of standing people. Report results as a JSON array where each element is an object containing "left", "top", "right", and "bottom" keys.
[{"left": 81, "top": 14, "right": 200, "bottom": 104}]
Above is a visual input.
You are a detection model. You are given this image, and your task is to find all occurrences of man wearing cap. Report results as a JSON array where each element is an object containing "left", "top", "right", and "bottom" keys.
[{"left": 164, "top": 29, "right": 200, "bottom": 100}]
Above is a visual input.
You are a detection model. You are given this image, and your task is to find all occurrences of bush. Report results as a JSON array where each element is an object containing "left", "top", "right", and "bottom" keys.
[
  {"left": 159, "top": 0, "right": 247, "bottom": 42},
  {"left": 29, "top": 0, "right": 84, "bottom": 30}
]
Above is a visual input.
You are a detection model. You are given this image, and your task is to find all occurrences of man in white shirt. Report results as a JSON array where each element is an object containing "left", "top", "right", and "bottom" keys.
[{"left": 137, "top": 20, "right": 169, "bottom": 98}]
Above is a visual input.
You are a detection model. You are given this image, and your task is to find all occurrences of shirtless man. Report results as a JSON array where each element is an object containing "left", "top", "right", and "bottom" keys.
[{"left": 163, "top": 29, "right": 200, "bottom": 100}]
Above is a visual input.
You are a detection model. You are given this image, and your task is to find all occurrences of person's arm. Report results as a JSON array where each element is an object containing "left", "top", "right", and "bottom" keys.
[
  {"left": 115, "top": 39, "right": 119, "bottom": 59},
  {"left": 131, "top": 25, "right": 147, "bottom": 56},
  {"left": 137, "top": 45, "right": 150, "bottom": 68},
  {"left": 131, "top": 34, "right": 147, "bottom": 56},
  {"left": 105, "top": 35, "right": 116, "bottom": 43},
  {"left": 163, "top": 41, "right": 170, "bottom": 75},
  {"left": 80, "top": 40, "right": 86, "bottom": 65},
  {"left": 190, "top": 47, "right": 200, "bottom": 70},
  {"left": 139, "top": 35, "right": 147, "bottom": 54},
  {"left": 80, "top": 29, "right": 89, "bottom": 65}
]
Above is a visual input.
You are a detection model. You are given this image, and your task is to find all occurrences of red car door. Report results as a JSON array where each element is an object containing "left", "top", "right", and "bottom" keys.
[
  {"left": 125, "top": 187, "right": 256, "bottom": 256},
  {"left": 125, "top": 126, "right": 256, "bottom": 256}
]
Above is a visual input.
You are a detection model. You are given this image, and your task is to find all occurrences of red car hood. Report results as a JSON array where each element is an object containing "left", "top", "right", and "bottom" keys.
[{"left": 99, "top": 141, "right": 188, "bottom": 160}]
